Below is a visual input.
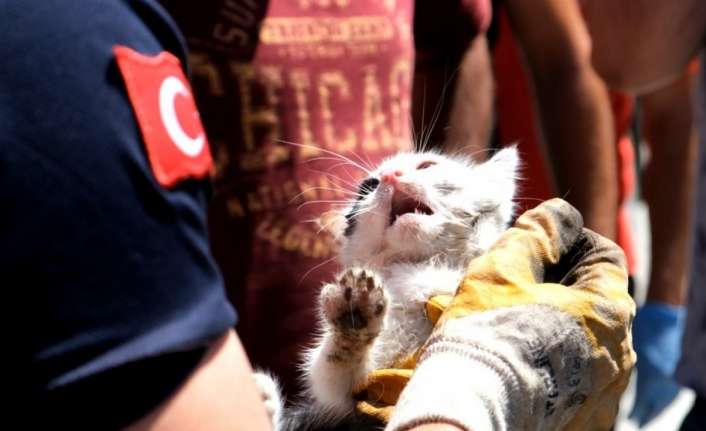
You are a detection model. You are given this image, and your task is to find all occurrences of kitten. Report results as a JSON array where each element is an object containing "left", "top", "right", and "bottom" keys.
[{"left": 256, "top": 147, "right": 520, "bottom": 431}]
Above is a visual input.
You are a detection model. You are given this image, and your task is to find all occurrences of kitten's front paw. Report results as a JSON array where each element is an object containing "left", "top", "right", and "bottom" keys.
[
  {"left": 321, "top": 267, "right": 388, "bottom": 340},
  {"left": 252, "top": 371, "right": 283, "bottom": 429}
]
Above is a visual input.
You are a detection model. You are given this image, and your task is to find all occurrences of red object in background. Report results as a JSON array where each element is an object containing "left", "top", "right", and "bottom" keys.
[
  {"left": 114, "top": 45, "right": 212, "bottom": 188},
  {"left": 612, "top": 93, "right": 638, "bottom": 274},
  {"left": 493, "top": 12, "right": 637, "bottom": 274}
]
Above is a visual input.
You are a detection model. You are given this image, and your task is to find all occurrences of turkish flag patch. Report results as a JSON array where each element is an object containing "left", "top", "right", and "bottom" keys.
[{"left": 114, "top": 46, "right": 212, "bottom": 188}]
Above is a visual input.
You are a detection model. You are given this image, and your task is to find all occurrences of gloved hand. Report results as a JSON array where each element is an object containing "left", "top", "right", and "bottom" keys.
[
  {"left": 628, "top": 302, "right": 686, "bottom": 427},
  {"left": 353, "top": 199, "right": 636, "bottom": 431}
]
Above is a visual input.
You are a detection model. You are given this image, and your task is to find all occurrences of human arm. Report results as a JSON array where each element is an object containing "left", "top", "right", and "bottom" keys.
[
  {"left": 412, "top": 0, "right": 493, "bottom": 157},
  {"left": 504, "top": 0, "right": 617, "bottom": 239},
  {"left": 128, "top": 330, "right": 271, "bottom": 430},
  {"left": 443, "top": 36, "right": 495, "bottom": 158},
  {"left": 1, "top": 1, "right": 268, "bottom": 427}
]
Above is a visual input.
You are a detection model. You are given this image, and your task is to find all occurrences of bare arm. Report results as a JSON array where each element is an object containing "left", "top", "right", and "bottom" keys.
[
  {"left": 505, "top": 0, "right": 617, "bottom": 239},
  {"left": 640, "top": 69, "right": 699, "bottom": 306},
  {"left": 412, "top": 34, "right": 493, "bottom": 158},
  {"left": 443, "top": 36, "right": 494, "bottom": 158},
  {"left": 412, "top": 0, "right": 493, "bottom": 158},
  {"left": 127, "top": 330, "right": 271, "bottom": 430}
]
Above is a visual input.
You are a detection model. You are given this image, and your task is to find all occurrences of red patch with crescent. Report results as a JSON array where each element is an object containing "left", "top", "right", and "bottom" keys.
[{"left": 114, "top": 45, "right": 212, "bottom": 188}]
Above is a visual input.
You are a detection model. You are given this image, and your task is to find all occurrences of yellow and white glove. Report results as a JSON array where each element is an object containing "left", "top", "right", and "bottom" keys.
[{"left": 355, "top": 199, "right": 636, "bottom": 431}]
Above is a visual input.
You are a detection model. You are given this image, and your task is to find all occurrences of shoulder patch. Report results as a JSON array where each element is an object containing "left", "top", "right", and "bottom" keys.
[{"left": 114, "top": 45, "right": 212, "bottom": 188}]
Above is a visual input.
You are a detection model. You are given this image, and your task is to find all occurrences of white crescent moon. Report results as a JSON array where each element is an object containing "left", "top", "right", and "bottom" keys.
[{"left": 158, "top": 76, "right": 205, "bottom": 157}]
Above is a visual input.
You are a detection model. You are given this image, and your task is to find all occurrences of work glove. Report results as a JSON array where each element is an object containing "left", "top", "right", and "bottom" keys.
[
  {"left": 353, "top": 199, "right": 636, "bottom": 431},
  {"left": 628, "top": 302, "right": 686, "bottom": 427}
]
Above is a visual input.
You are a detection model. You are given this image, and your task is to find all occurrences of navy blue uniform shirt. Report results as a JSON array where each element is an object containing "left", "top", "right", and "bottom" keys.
[{"left": 0, "top": 0, "right": 236, "bottom": 427}]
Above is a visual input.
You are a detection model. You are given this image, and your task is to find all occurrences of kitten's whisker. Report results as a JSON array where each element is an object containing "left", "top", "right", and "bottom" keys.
[
  {"left": 297, "top": 255, "right": 338, "bottom": 287},
  {"left": 288, "top": 187, "right": 364, "bottom": 204},
  {"left": 419, "top": 80, "right": 427, "bottom": 152},
  {"left": 306, "top": 168, "right": 363, "bottom": 191},
  {"left": 305, "top": 157, "right": 372, "bottom": 175},
  {"left": 278, "top": 139, "right": 373, "bottom": 176},
  {"left": 341, "top": 148, "right": 376, "bottom": 172},
  {"left": 297, "top": 200, "right": 355, "bottom": 211},
  {"left": 417, "top": 63, "right": 461, "bottom": 153},
  {"left": 315, "top": 217, "right": 342, "bottom": 235}
]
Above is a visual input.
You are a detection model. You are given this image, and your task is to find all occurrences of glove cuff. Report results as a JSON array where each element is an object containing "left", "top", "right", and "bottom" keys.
[{"left": 386, "top": 335, "right": 522, "bottom": 431}]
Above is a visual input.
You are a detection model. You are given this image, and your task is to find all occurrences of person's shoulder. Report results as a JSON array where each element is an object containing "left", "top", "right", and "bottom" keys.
[{"left": 0, "top": 0, "right": 186, "bottom": 66}]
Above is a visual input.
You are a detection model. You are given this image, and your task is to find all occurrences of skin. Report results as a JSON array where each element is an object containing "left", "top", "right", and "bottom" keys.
[
  {"left": 412, "top": 0, "right": 493, "bottom": 157},
  {"left": 578, "top": 0, "right": 706, "bottom": 306},
  {"left": 504, "top": 0, "right": 618, "bottom": 239},
  {"left": 419, "top": 0, "right": 625, "bottom": 240},
  {"left": 580, "top": 0, "right": 706, "bottom": 93},
  {"left": 640, "top": 70, "right": 699, "bottom": 306},
  {"left": 443, "top": 36, "right": 494, "bottom": 157},
  {"left": 127, "top": 330, "right": 271, "bottom": 430}
]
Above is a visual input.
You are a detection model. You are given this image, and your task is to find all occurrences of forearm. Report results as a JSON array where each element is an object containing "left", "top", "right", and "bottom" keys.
[
  {"left": 412, "top": 0, "right": 490, "bottom": 156},
  {"left": 641, "top": 71, "right": 699, "bottom": 305},
  {"left": 506, "top": 0, "right": 618, "bottom": 239},
  {"left": 532, "top": 69, "right": 617, "bottom": 239},
  {"left": 443, "top": 35, "right": 494, "bottom": 158},
  {"left": 412, "top": 50, "right": 464, "bottom": 153},
  {"left": 128, "top": 330, "right": 271, "bottom": 431}
]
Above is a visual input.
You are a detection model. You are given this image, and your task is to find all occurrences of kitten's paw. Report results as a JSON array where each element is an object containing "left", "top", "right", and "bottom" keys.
[
  {"left": 252, "top": 371, "right": 283, "bottom": 429},
  {"left": 321, "top": 267, "right": 388, "bottom": 340}
]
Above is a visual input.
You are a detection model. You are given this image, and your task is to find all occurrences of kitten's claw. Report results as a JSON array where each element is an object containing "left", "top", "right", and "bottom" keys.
[
  {"left": 252, "top": 371, "right": 283, "bottom": 429},
  {"left": 321, "top": 267, "right": 388, "bottom": 339}
]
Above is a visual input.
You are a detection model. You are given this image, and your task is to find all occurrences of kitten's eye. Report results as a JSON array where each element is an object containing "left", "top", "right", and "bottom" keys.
[{"left": 416, "top": 160, "right": 437, "bottom": 170}]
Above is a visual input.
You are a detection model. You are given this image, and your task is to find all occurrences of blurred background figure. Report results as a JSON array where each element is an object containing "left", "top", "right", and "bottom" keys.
[
  {"left": 466, "top": 0, "right": 705, "bottom": 429},
  {"left": 577, "top": 2, "right": 704, "bottom": 429}
]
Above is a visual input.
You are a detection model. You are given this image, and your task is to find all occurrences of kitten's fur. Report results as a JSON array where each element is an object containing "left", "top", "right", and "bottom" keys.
[{"left": 256, "top": 147, "right": 519, "bottom": 430}]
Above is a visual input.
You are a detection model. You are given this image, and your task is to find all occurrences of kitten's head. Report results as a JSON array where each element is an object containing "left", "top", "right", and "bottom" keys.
[{"left": 325, "top": 147, "right": 520, "bottom": 268}]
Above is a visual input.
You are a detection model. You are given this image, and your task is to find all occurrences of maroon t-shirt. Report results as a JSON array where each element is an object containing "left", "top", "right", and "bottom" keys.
[{"left": 162, "top": 0, "right": 414, "bottom": 394}]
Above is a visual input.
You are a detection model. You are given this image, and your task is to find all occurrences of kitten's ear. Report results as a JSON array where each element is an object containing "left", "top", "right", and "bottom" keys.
[
  {"left": 317, "top": 210, "right": 347, "bottom": 240},
  {"left": 486, "top": 145, "right": 519, "bottom": 176},
  {"left": 479, "top": 145, "right": 519, "bottom": 206}
]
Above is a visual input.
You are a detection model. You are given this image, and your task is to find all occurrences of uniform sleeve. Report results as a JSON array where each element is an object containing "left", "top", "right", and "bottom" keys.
[{"left": 0, "top": 0, "right": 235, "bottom": 427}]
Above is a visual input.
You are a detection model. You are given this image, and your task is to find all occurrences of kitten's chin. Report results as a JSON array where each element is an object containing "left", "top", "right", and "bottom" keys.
[{"left": 384, "top": 218, "right": 439, "bottom": 254}]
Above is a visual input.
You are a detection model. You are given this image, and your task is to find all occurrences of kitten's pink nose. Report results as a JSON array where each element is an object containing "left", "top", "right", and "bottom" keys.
[{"left": 381, "top": 170, "right": 403, "bottom": 185}]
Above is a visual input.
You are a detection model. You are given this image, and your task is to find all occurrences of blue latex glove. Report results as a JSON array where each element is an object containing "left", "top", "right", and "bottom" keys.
[{"left": 629, "top": 302, "right": 686, "bottom": 427}]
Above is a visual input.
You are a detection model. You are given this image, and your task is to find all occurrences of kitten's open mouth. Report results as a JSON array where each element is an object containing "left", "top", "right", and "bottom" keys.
[{"left": 389, "top": 191, "right": 433, "bottom": 225}]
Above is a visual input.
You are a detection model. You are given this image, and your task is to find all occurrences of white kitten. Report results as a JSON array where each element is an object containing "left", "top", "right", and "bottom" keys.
[{"left": 255, "top": 147, "right": 519, "bottom": 431}]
